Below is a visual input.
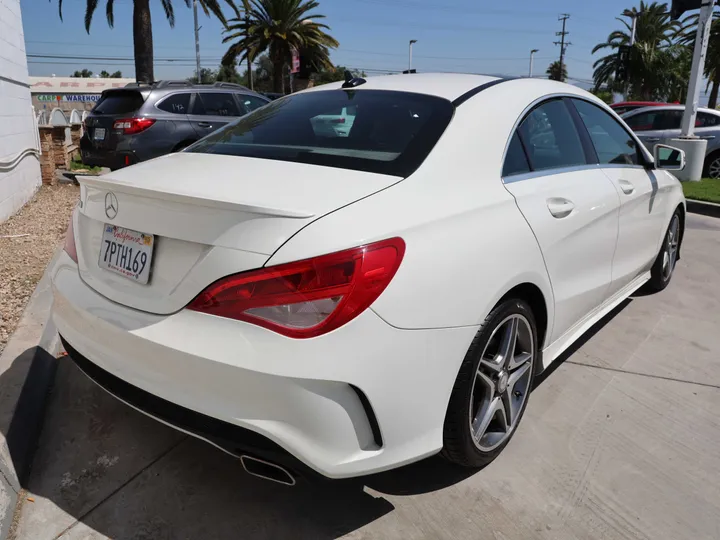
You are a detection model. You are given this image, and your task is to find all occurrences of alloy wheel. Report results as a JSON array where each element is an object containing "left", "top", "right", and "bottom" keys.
[
  {"left": 709, "top": 158, "right": 720, "bottom": 179},
  {"left": 469, "top": 314, "right": 534, "bottom": 452},
  {"left": 662, "top": 215, "right": 680, "bottom": 281}
]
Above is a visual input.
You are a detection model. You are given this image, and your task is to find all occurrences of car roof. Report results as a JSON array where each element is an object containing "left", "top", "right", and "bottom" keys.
[
  {"left": 302, "top": 73, "right": 502, "bottom": 102},
  {"left": 623, "top": 104, "right": 720, "bottom": 116}
]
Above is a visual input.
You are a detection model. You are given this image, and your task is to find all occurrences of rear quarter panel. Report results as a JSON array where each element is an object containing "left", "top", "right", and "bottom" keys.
[{"left": 266, "top": 80, "right": 563, "bottom": 340}]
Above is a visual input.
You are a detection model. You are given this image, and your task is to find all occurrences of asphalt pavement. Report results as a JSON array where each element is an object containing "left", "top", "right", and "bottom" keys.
[{"left": 10, "top": 213, "right": 720, "bottom": 540}]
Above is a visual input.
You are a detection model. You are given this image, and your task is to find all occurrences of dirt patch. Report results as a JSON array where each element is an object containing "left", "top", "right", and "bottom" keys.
[{"left": 0, "top": 184, "right": 79, "bottom": 354}]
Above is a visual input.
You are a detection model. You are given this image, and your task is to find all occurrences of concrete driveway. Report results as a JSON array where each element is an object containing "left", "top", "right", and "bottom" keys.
[{"left": 10, "top": 213, "right": 720, "bottom": 540}]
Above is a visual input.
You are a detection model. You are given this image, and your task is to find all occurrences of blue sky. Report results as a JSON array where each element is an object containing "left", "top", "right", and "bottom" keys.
[{"left": 19, "top": 0, "right": 657, "bottom": 85}]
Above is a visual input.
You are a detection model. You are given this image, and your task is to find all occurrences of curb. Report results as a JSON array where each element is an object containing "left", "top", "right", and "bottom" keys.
[
  {"left": 0, "top": 248, "right": 61, "bottom": 539},
  {"left": 686, "top": 198, "right": 720, "bottom": 219}
]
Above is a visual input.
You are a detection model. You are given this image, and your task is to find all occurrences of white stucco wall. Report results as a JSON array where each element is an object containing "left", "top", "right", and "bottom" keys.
[{"left": 0, "top": 0, "right": 41, "bottom": 224}]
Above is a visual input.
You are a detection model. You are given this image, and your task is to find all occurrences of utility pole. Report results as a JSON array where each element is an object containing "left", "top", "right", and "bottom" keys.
[
  {"left": 409, "top": 39, "right": 417, "bottom": 71},
  {"left": 529, "top": 48, "right": 539, "bottom": 77},
  {"left": 554, "top": 14, "right": 571, "bottom": 79},
  {"left": 193, "top": 0, "right": 202, "bottom": 83},
  {"left": 245, "top": 14, "right": 253, "bottom": 90}
]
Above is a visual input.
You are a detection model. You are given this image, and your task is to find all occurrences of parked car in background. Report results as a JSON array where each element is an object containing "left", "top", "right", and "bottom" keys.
[
  {"left": 610, "top": 101, "right": 672, "bottom": 115},
  {"left": 261, "top": 92, "right": 285, "bottom": 101},
  {"left": 622, "top": 105, "right": 720, "bottom": 178},
  {"left": 80, "top": 81, "right": 270, "bottom": 170},
  {"left": 56, "top": 74, "right": 686, "bottom": 484}
]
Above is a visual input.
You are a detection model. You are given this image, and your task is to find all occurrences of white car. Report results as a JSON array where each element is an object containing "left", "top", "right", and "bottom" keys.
[{"left": 53, "top": 73, "right": 686, "bottom": 485}]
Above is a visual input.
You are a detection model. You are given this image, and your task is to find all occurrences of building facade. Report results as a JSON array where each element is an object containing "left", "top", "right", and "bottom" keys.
[
  {"left": 0, "top": 0, "right": 41, "bottom": 223},
  {"left": 30, "top": 77, "right": 135, "bottom": 116}
]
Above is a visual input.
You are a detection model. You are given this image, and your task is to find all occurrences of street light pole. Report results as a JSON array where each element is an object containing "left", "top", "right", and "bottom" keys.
[
  {"left": 193, "top": 0, "right": 202, "bottom": 83},
  {"left": 529, "top": 49, "right": 539, "bottom": 77},
  {"left": 408, "top": 39, "right": 417, "bottom": 71},
  {"left": 681, "top": 0, "right": 714, "bottom": 137}
]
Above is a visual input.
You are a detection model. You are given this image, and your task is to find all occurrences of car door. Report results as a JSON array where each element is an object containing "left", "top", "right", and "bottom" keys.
[
  {"left": 502, "top": 98, "right": 621, "bottom": 344},
  {"left": 624, "top": 108, "right": 683, "bottom": 151},
  {"left": 694, "top": 111, "right": 720, "bottom": 155},
  {"left": 571, "top": 98, "right": 666, "bottom": 296},
  {"left": 187, "top": 92, "right": 241, "bottom": 137}
]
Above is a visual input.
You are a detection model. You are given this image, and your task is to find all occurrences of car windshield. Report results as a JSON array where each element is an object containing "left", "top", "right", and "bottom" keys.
[{"left": 186, "top": 89, "right": 455, "bottom": 177}]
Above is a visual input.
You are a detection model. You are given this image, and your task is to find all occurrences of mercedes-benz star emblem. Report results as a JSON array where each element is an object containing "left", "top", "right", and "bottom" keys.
[{"left": 105, "top": 192, "right": 118, "bottom": 220}]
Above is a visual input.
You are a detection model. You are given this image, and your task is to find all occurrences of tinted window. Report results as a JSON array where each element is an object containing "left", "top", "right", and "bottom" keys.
[
  {"left": 238, "top": 94, "right": 269, "bottom": 114},
  {"left": 93, "top": 91, "right": 144, "bottom": 115},
  {"left": 187, "top": 90, "right": 454, "bottom": 177},
  {"left": 503, "top": 133, "right": 530, "bottom": 176},
  {"left": 697, "top": 111, "right": 720, "bottom": 127},
  {"left": 517, "top": 99, "right": 587, "bottom": 171},
  {"left": 625, "top": 110, "right": 682, "bottom": 131},
  {"left": 192, "top": 92, "right": 240, "bottom": 116},
  {"left": 573, "top": 99, "right": 638, "bottom": 165},
  {"left": 156, "top": 93, "right": 190, "bottom": 114}
]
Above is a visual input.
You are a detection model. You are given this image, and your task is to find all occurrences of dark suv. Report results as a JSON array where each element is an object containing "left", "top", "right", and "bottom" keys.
[{"left": 80, "top": 81, "right": 270, "bottom": 169}]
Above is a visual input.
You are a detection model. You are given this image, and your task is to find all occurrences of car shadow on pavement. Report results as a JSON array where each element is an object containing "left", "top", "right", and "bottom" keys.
[{"left": 1, "top": 354, "right": 481, "bottom": 539}]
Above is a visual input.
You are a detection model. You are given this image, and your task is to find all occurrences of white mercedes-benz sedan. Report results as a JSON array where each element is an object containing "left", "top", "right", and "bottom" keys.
[{"left": 53, "top": 73, "right": 686, "bottom": 485}]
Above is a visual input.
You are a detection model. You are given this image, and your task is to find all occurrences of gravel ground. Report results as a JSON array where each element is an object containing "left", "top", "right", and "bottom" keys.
[{"left": 0, "top": 184, "right": 79, "bottom": 354}]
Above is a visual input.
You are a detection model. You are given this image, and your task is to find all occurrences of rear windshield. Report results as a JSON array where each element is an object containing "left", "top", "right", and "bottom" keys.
[
  {"left": 93, "top": 91, "right": 145, "bottom": 115},
  {"left": 186, "top": 89, "right": 454, "bottom": 177}
]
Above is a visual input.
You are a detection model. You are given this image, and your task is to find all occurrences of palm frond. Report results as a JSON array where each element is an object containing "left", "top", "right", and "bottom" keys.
[
  {"left": 84, "top": 0, "right": 98, "bottom": 32},
  {"left": 106, "top": 0, "right": 114, "bottom": 27},
  {"left": 161, "top": 0, "right": 176, "bottom": 27}
]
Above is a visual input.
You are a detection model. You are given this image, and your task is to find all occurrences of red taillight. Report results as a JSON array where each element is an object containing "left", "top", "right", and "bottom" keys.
[
  {"left": 188, "top": 238, "right": 406, "bottom": 338},
  {"left": 113, "top": 117, "right": 156, "bottom": 134},
  {"left": 63, "top": 210, "right": 78, "bottom": 263}
]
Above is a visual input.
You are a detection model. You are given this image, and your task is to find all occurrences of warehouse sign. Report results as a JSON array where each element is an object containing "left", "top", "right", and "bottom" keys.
[{"left": 37, "top": 94, "right": 101, "bottom": 102}]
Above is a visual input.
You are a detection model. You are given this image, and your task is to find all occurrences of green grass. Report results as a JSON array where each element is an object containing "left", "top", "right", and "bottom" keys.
[
  {"left": 69, "top": 157, "right": 101, "bottom": 174},
  {"left": 682, "top": 178, "right": 720, "bottom": 204}
]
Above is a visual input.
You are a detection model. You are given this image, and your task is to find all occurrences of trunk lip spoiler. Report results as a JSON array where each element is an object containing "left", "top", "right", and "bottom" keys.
[{"left": 76, "top": 175, "right": 315, "bottom": 219}]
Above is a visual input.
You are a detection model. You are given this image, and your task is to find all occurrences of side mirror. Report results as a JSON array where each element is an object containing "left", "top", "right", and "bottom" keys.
[{"left": 653, "top": 144, "right": 685, "bottom": 171}]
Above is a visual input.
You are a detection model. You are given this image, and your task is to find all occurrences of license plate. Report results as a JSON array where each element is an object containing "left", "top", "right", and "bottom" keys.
[
  {"left": 99, "top": 225, "right": 154, "bottom": 284},
  {"left": 93, "top": 128, "right": 106, "bottom": 141}
]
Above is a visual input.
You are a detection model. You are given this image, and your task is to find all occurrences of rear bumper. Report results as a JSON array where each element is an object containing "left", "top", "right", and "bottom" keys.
[
  {"left": 80, "top": 136, "right": 136, "bottom": 169},
  {"left": 51, "top": 251, "right": 477, "bottom": 478}
]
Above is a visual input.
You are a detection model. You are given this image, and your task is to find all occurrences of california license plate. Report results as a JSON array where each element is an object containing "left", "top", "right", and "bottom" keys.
[
  {"left": 99, "top": 224, "right": 154, "bottom": 284},
  {"left": 93, "top": 128, "right": 106, "bottom": 140}
]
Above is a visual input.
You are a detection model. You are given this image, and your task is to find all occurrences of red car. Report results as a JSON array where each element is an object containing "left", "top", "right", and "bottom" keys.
[{"left": 610, "top": 101, "right": 674, "bottom": 115}]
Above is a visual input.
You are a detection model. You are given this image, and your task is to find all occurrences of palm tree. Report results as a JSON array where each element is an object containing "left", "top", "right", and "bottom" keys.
[
  {"left": 56, "top": 0, "right": 236, "bottom": 84},
  {"left": 680, "top": 11, "right": 720, "bottom": 108},
  {"left": 592, "top": 2, "right": 681, "bottom": 100},
  {"left": 222, "top": 0, "right": 339, "bottom": 93},
  {"left": 546, "top": 60, "right": 567, "bottom": 82}
]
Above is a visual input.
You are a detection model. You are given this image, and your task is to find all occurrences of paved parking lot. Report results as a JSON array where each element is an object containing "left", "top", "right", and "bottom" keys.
[{"left": 11, "top": 213, "right": 720, "bottom": 540}]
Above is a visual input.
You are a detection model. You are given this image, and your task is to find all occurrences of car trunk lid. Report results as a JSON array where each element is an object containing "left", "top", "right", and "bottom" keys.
[{"left": 75, "top": 152, "right": 400, "bottom": 314}]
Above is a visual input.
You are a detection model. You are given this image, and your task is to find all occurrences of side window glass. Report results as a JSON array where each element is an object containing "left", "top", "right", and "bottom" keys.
[
  {"left": 502, "top": 133, "right": 530, "bottom": 176},
  {"left": 240, "top": 95, "right": 270, "bottom": 113},
  {"left": 572, "top": 99, "right": 638, "bottom": 165},
  {"left": 156, "top": 93, "right": 190, "bottom": 114},
  {"left": 518, "top": 99, "right": 586, "bottom": 171},
  {"left": 660, "top": 110, "right": 683, "bottom": 130},
  {"left": 624, "top": 111, "right": 656, "bottom": 131},
  {"left": 697, "top": 111, "right": 720, "bottom": 127},
  {"left": 193, "top": 93, "right": 240, "bottom": 116}
]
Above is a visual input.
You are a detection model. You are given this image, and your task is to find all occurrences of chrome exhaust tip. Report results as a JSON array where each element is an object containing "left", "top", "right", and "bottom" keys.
[{"left": 240, "top": 455, "right": 297, "bottom": 486}]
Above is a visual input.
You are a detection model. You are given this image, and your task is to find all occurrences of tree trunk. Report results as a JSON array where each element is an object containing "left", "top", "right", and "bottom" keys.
[
  {"left": 709, "top": 79, "right": 719, "bottom": 109},
  {"left": 133, "top": 0, "right": 154, "bottom": 83},
  {"left": 272, "top": 61, "right": 284, "bottom": 94}
]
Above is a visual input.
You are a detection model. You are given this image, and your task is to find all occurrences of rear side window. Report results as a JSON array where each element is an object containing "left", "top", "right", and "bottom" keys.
[
  {"left": 93, "top": 91, "right": 144, "bottom": 115},
  {"left": 625, "top": 110, "right": 682, "bottom": 131},
  {"left": 572, "top": 99, "right": 639, "bottom": 165},
  {"left": 187, "top": 89, "right": 454, "bottom": 177},
  {"left": 502, "top": 133, "right": 530, "bottom": 176},
  {"left": 192, "top": 92, "right": 240, "bottom": 116},
  {"left": 238, "top": 94, "right": 269, "bottom": 114},
  {"left": 157, "top": 93, "right": 190, "bottom": 114},
  {"left": 697, "top": 111, "right": 720, "bottom": 127},
  {"left": 517, "top": 99, "right": 586, "bottom": 171}
]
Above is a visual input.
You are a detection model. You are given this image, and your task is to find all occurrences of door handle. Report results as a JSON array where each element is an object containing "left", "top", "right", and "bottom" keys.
[
  {"left": 547, "top": 197, "right": 575, "bottom": 218},
  {"left": 197, "top": 122, "right": 212, "bottom": 128},
  {"left": 644, "top": 137, "right": 660, "bottom": 142},
  {"left": 618, "top": 179, "right": 635, "bottom": 195}
]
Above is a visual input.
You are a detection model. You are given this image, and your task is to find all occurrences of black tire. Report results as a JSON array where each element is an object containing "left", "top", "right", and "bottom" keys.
[
  {"left": 645, "top": 209, "right": 682, "bottom": 292},
  {"left": 441, "top": 298, "right": 538, "bottom": 468},
  {"left": 704, "top": 151, "right": 720, "bottom": 179}
]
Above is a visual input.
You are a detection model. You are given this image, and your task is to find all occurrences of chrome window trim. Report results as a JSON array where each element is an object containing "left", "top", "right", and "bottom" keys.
[{"left": 500, "top": 93, "right": 654, "bottom": 184}]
